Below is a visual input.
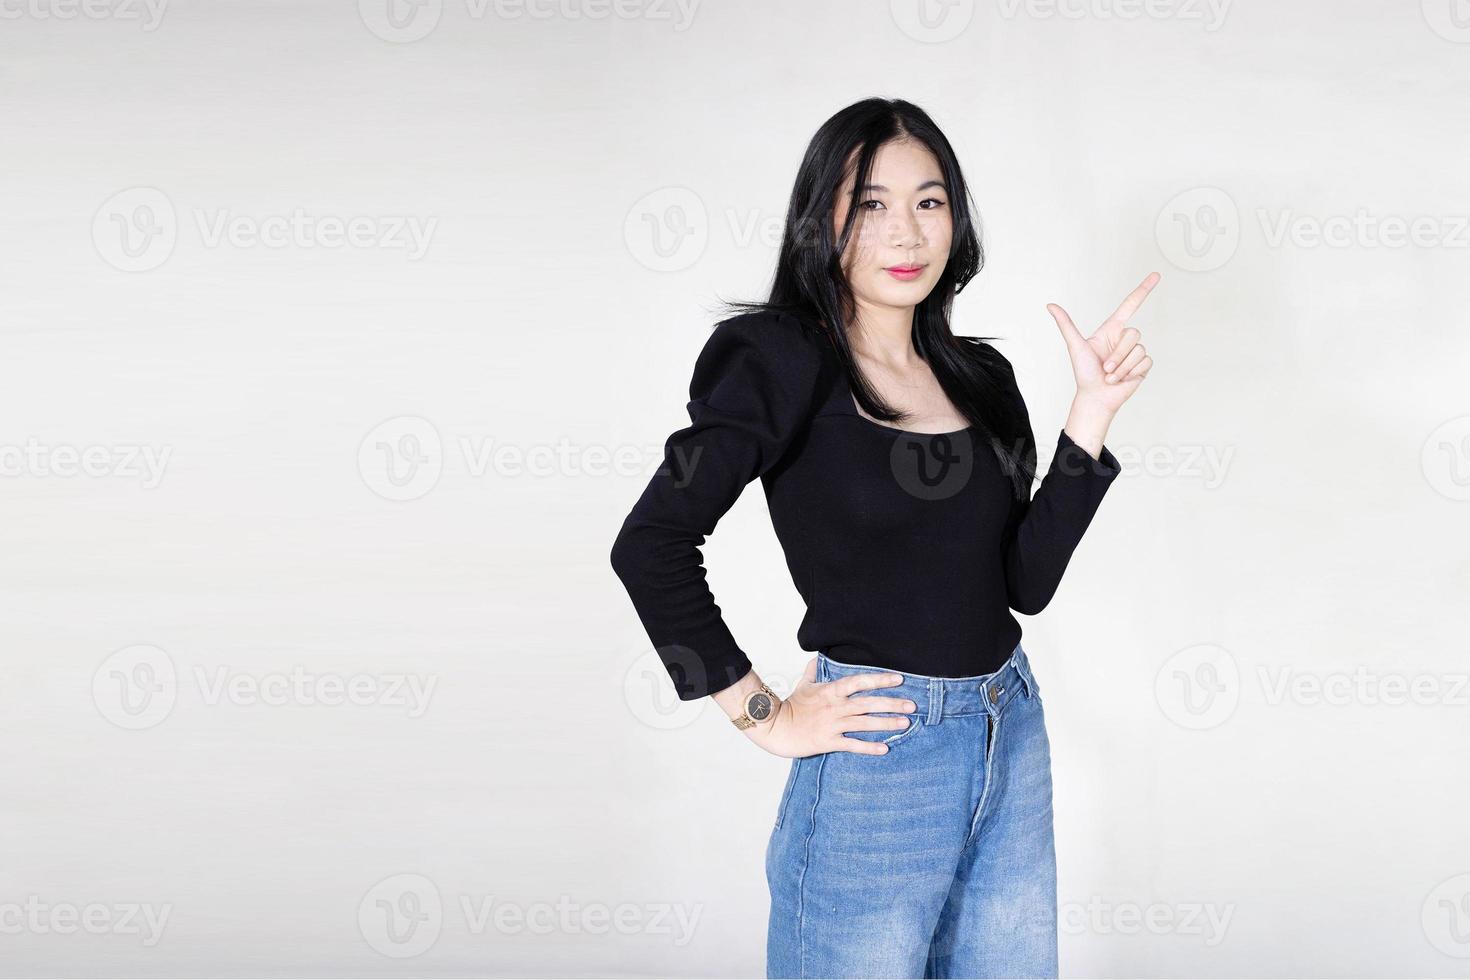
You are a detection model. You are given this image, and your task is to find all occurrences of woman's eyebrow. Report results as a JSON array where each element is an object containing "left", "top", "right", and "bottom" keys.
[{"left": 858, "top": 180, "right": 948, "bottom": 193}]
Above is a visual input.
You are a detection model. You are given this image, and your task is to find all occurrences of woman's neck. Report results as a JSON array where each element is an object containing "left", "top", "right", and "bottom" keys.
[{"left": 847, "top": 301, "right": 920, "bottom": 370}]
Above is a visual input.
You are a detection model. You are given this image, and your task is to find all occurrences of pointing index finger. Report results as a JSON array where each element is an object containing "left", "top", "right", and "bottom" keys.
[{"left": 1107, "top": 271, "right": 1161, "bottom": 324}]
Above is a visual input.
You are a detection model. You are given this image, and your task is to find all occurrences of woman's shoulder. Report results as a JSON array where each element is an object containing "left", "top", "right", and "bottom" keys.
[
  {"left": 708, "top": 307, "right": 831, "bottom": 355},
  {"left": 695, "top": 308, "right": 834, "bottom": 382},
  {"left": 954, "top": 333, "right": 1013, "bottom": 373},
  {"left": 954, "top": 334, "right": 1030, "bottom": 421},
  {"left": 685, "top": 308, "right": 836, "bottom": 423}
]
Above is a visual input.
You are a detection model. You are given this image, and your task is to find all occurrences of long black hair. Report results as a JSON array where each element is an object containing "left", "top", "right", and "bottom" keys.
[{"left": 716, "top": 97, "right": 1036, "bottom": 500}]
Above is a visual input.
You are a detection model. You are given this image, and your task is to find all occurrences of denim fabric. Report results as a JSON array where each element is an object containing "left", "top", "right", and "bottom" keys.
[{"left": 765, "top": 645, "right": 1058, "bottom": 979}]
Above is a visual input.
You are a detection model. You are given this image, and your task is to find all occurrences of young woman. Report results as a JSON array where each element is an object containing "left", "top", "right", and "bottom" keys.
[{"left": 610, "top": 98, "right": 1155, "bottom": 979}]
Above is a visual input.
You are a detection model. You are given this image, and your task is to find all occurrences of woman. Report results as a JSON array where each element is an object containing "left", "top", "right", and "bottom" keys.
[{"left": 610, "top": 97, "right": 1155, "bottom": 979}]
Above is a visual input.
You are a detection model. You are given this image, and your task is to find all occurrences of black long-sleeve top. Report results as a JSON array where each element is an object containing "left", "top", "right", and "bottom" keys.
[{"left": 610, "top": 310, "right": 1122, "bottom": 701}]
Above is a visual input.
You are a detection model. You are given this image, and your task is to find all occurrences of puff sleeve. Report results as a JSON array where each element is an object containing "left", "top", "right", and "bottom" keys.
[
  {"left": 610, "top": 312, "right": 825, "bottom": 700},
  {"left": 998, "top": 363, "right": 1123, "bottom": 616}
]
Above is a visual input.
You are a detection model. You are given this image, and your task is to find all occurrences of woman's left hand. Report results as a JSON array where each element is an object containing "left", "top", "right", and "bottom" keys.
[{"left": 1046, "top": 271, "right": 1159, "bottom": 415}]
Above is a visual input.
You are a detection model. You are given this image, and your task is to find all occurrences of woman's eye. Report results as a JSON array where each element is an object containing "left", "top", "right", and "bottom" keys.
[
  {"left": 918, "top": 198, "right": 948, "bottom": 210},
  {"left": 859, "top": 199, "right": 884, "bottom": 211}
]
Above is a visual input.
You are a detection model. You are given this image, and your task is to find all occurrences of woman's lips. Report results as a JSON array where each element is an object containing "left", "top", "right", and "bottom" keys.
[{"left": 885, "top": 265, "right": 925, "bottom": 281}]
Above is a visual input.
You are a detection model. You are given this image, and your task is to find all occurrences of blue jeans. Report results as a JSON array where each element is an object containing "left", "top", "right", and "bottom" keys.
[{"left": 765, "top": 645, "right": 1058, "bottom": 979}]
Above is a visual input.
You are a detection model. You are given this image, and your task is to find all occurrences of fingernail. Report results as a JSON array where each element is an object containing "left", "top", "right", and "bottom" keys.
[
  {"left": 1104, "top": 361, "right": 1115, "bottom": 371},
  {"left": 1105, "top": 374, "right": 1116, "bottom": 383}
]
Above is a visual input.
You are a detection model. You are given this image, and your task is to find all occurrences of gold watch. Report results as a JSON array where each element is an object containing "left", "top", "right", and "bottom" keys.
[{"left": 731, "top": 683, "right": 779, "bottom": 730}]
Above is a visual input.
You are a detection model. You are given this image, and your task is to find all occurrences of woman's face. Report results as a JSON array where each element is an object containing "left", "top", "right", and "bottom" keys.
[{"left": 831, "top": 138, "right": 952, "bottom": 314}]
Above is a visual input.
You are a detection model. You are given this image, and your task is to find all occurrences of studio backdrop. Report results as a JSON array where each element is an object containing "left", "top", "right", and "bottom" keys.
[{"left": 2, "top": 0, "right": 1467, "bottom": 976}]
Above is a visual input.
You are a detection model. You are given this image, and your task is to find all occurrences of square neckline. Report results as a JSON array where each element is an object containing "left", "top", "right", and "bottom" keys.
[{"left": 842, "top": 383, "right": 978, "bottom": 439}]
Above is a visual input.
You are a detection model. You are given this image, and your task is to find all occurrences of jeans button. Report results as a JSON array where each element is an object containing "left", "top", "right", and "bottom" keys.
[{"left": 989, "top": 685, "right": 1002, "bottom": 704}]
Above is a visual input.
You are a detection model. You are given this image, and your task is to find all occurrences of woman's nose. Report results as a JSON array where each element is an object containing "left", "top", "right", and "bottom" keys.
[{"left": 884, "top": 211, "right": 925, "bottom": 249}]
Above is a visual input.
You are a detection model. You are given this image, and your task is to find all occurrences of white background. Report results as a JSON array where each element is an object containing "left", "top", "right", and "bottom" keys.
[{"left": 2, "top": 0, "right": 1468, "bottom": 976}]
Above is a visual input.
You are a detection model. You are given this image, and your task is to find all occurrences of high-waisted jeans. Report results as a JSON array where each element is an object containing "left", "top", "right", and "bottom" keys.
[{"left": 765, "top": 644, "right": 1058, "bottom": 979}]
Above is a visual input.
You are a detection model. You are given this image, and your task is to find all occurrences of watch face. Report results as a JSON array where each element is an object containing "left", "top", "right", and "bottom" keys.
[{"left": 747, "top": 692, "right": 773, "bottom": 721}]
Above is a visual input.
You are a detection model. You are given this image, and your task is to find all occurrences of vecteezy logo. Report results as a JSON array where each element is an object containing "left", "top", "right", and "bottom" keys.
[
  {"left": 623, "top": 646, "right": 705, "bottom": 731},
  {"left": 1154, "top": 643, "right": 1239, "bottom": 730},
  {"left": 358, "top": 873, "right": 443, "bottom": 958},
  {"left": 1422, "top": 0, "right": 1470, "bottom": 42},
  {"left": 889, "top": 429, "right": 975, "bottom": 501},
  {"left": 1422, "top": 416, "right": 1470, "bottom": 501},
  {"left": 92, "top": 187, "right": 178, "bottom": 272},
  {"left": 358, "top": 0, "right": 443, "bottom": 42},
  {"left": 623, "top": 187, "right": 708, "bottom": 273},
  {"left": 1423, "top": 872, "right": 1470, "bottom": 957},
  {"left": 93, "top": 644, "right": 179, "bottom": 730},
  {"left": 889, "top": 0, "right": 974, "bottom": 43},
  {"left": 358, "top": 416, "right": 443, "bottom": 501},
  {"left": 1155, "top": 186, "right": 1239, "bottom": 273}
]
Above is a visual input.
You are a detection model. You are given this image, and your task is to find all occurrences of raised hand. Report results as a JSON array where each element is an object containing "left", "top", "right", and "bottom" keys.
[{"left": 1046, "top": 272, "right": 1159, "bottom": 415}]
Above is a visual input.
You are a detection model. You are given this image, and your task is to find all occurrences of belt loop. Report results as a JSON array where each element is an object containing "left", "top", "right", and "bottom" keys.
[
  {"left": 1013, "top": 648, "right": 1036, "bottom": 700},
  {"left": 927, "top": 677, "right": 942, "bottom": 724}
]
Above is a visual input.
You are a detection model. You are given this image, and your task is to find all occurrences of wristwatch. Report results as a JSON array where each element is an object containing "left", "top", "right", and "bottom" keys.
[{"left": 731, "top": 683, "right": 780, "bottom": 730}]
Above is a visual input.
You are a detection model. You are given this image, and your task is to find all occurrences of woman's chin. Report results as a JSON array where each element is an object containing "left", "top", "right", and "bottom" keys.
[{"left": 867, "top": 276, "right": 936, "bottom": 307}]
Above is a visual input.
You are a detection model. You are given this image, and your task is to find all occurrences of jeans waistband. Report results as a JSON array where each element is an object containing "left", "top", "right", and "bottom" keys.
[{"left": 815, "top": 644, "right": 1038, "bottom": 724}]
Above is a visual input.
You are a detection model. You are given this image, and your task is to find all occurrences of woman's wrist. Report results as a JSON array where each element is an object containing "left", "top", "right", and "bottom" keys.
[
  {"left": 1064, "top": 396, "right": 1116, "bottom": 461},
  {"left": 711, "top": 667, "right": 765, "bottom": 718},
  {"left": 712, "top": 668, "right": 784, "bottom": 742}
]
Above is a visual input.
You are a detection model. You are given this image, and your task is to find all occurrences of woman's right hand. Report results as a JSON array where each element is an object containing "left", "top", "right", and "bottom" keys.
[{"left": 748, "top": 658, "right": 916, "bottom": 759}]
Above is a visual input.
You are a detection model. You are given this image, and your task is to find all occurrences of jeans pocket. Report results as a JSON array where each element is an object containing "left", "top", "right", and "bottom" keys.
[
  {"left": 773, "top": 757, "right": 802, "bottom": 830},
  {"left": 840, "top": 711, "right": 922, "bottom": 748}
]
